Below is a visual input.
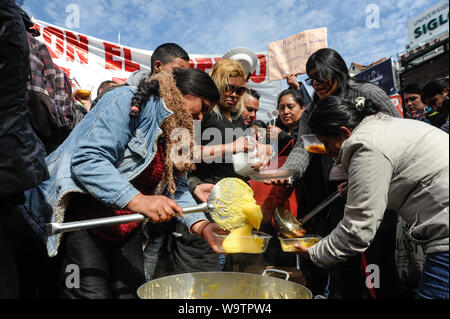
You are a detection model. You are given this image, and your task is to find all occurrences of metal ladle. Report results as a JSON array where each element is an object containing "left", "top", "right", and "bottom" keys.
[
  {"left": 274, "top": 190, "right": 341, "bottom": 238},
  {"left": 46, "top": 178, "right": 248, "bottom": 235},
  {"left": 249, "top": 168, "right": 295, "bottom": 185}
]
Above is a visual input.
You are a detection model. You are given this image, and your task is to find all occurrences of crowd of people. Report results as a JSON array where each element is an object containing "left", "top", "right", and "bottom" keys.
[{"left": 1, "top": 0, "right": 448, "bottom": 299}]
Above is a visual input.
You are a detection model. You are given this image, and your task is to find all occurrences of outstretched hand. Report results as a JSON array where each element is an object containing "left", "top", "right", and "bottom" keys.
[
  {"left": 194, "top": 183, "right": 215, "bottom": 203},
  {"left": 337, "top": 182, "right": 349, "bottom": 199},
  {"left": 264, "top": 177, "right": 291, "bottom": 186},
  {"left": 293, "top": 243, "right": 310, "bottom": 259},
  {"left": 191, "top": 221, "right": 229, "bottom": 254}
]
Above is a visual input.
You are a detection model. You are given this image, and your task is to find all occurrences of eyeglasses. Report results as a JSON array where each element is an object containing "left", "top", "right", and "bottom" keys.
[
  {"left": 223, "top": 84, "right": 246, "bottom": 96},
  {"left": 404, "top": 96, "right": 418, "bottom": 103},
  {"left": 305, "top": 76, "right": 324, "bottom": 86}
]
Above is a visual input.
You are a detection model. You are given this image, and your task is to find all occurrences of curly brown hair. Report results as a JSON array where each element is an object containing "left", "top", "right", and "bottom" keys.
[
  {"left": 130, "top": 69, "right": 219, "bottom": 195},
  {"left": 131, "top": 71, "right": 195, "bottom": 196}
]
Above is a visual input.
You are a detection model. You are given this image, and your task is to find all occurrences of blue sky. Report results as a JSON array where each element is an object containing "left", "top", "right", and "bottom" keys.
[{"left": 21, "top": 0, "right": 439, "bottom": 68}]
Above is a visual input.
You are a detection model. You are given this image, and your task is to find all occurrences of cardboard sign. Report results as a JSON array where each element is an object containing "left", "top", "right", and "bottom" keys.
[{"left": 268, "top": 27, "right": 327, "bottom": 81}]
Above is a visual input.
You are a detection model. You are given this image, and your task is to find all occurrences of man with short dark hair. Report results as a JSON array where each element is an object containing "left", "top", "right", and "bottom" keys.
[
  {"left": 88, "top": 43, "right": 190, "bottom": 112},
  {"left": 150, "top": 42, "right": 190, "bottom": 74},
  {"left": 97, "top": 80, "right": 119, "bottom": 96},
  {"left": 126, "top": 42, "right": 190, "bottom": 86},
  {"left": 242, "top": 88, "right": 261, "bottom": 127}
]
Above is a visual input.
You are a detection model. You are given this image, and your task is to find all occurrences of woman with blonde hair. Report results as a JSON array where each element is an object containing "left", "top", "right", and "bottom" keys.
[
  {"left": 186, "top": 58, "right": 265, "bottom": 271},
  {"left": 188, "top": 58, "right": 253, "bottom": 202},
  {"left": 208, "top": 58, "right": 247, "bottom": 121}
]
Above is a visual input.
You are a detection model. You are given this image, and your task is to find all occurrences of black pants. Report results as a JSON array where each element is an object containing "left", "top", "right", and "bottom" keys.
[
  {"left": 6, "top": 206, "right": 61, "bottom": 299},
  {"left": 326, "top": 180, "right": 401, "bottom": 299},
  {"left": 0, "top": 199, "right": 21, "bottom": 298},
  {"left": 60, "top": 229, "right": 146, "bottom": 299}
]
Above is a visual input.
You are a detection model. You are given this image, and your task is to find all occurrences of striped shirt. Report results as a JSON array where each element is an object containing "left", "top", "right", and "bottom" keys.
[{"left": 281, "top": 79, "right": 401, "bottom": 180}]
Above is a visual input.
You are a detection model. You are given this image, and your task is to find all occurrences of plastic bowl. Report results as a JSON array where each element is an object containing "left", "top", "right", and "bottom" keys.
[
  {"left": 301, "top": 135, "right": 327, "bottom": 154},
  {"left": 278, "top": 235, "right": 322, "bottom": 252},
  {"left": 214, "top": 231, "right": 272, "bottom": 254},
  {"left": 232, "top": 151, "right": 259, "bottom": 177}
]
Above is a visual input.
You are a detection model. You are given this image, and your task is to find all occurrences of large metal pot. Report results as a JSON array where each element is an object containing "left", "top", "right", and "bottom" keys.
[{"left": 137, "top": 270, "right": 312, "bottom": 299}]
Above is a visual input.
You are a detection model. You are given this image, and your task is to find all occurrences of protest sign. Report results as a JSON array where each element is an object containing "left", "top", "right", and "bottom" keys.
[{"left": 268, "top": 27, "right": 327, "bottom": 81}]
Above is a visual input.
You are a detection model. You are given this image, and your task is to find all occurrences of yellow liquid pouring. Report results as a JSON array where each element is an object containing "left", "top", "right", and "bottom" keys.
[{"left": 216, "top": 179, "right": 264, "bottom": 253}]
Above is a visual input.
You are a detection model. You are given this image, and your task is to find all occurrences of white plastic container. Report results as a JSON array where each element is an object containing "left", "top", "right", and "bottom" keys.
[
  {"left": 232, "top": 136, "right": 259, "bottom": 177},
  {"left": 301, "top": 134, "right": 327, "bottom": 154},
  {"left": 232, "top": 150, "right": 259, "bottom": 177}
]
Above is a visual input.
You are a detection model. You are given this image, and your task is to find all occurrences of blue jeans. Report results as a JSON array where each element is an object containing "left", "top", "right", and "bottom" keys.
[
  {"left": 142, "top": 232, "right": 166, "bottom": 282},
  {"left": 416, "top": 252, "right": 449, "bottom": 299}
]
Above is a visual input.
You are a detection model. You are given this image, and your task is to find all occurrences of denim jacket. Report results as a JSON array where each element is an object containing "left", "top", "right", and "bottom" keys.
[{"left": 19, "top": 86, "right": 205, "bottom": 257}]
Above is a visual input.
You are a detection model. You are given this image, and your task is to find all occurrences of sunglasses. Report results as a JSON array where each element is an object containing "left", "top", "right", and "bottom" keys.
[
  {"left": 305, "top": 76, "right": 324, "bottom": 86},
  {"left": 404, "top": 96, "right": 418, "bottom": 103},
  {"left": 223, "top": 84, "right": 246, "bottom": 96}
]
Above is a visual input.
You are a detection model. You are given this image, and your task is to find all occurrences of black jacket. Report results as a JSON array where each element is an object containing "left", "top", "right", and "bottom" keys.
[
  {"left": 273, "top": 117, "right": 300, "bottom": 155},
  {"left": 427, "top": 99, "right": 449, "bottom": 132},
  {"left": 190, "top": 111, "right": 247, "bottom": 185},
  {"left": 0, "top": 1, "right": 48, "bottom": 201}
]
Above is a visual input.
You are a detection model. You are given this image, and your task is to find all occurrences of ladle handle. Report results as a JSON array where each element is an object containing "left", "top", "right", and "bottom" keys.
[
  {"left": 46, "top": 202, "right": 210, "bottom": 235},
  {"left": 46, "top": 213, "right": 145, "bottom": 236},
  {"left": 181, "top": 202, "right": 208, "bottom": 213},
  {"left": 299, "top": 191, "right": 340, "bottom": 225}
]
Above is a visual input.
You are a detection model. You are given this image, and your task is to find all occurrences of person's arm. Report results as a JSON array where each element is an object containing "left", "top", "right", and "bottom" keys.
[
  {"left": 188, "top": 174, "right": 203, "bottom": 195},
  {"left": 279, "top": 106, "right": 313, "bottom": 180},
  {"left": 360, "top": 82, "right": 401, "bottom": 118},
  {"left": 70, "top": 90, "right": 186, "bottom": 221},
  {"left": 187, "top": 173, "right": 215, "bottom": 203},
  {"left": 277, "top": 130, "right": 295, "bottom": 151},
  {"left": 70, "top": 89, "right": 145, "bottom": 208},
  {"left": 307, "top": 144, "right": 393, "bottom": 268},
  {"left": 171, "top": 175, "right": 208, "bottom": 230},
  {"left": 194, "top": 113, "right": 254, "bottom": 162},
  {"left": 172, "top": 175, "right": 224, "bottom": 253},
  {"left": 285, "top": 74, "right": 312, "bottom": 105},
  {"left": 286, "top": 73, "right": 300, "bottom": 90},
  {"left": 440, "top": 116, "right": 449, "bottom": 133},
  {"left": 197, "top": 136, "right": 254, "bottom": 162},
  {"left": 74, "top": 95, "right": 92, "bottom": 112}
]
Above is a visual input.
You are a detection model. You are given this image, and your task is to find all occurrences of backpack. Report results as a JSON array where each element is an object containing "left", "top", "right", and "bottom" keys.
[{"left": 26, "top": 33, "right": 76, "bottom": 154}]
